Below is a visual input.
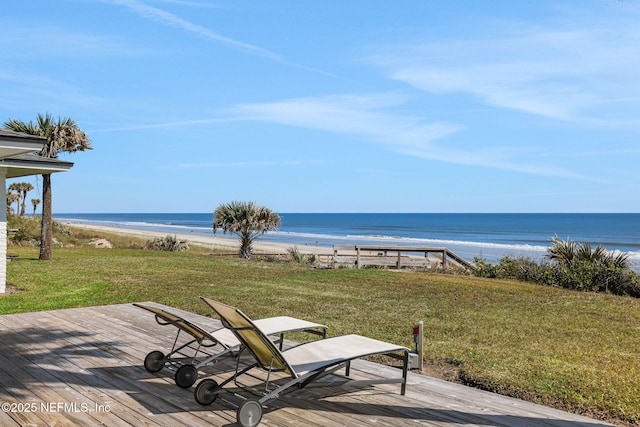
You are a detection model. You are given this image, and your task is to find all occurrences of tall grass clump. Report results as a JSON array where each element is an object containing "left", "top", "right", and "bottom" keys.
[
  {"left": 287, "top": 246, "right": 317, "bottom": 265},
  {"left": 144, "top": 235, "right": 189, "bottom": 252},
  {"left": 7, "top": 214, "right": 42, "bottom": 245},
  {"left": 474, "top": 236, "right": 640, "bottom": 297}
]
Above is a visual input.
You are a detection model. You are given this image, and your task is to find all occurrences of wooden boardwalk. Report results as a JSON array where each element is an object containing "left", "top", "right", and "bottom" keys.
[
  {"left": 0, "top": 303, "right": 615, "bottom": 427},
  {"left": 328, "top": 245, "right": 475, "bottom": 271}
]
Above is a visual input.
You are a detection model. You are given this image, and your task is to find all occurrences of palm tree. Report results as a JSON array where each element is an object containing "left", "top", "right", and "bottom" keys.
[
  {"left": 12, "top": 182, "right": 34, "bottom": 216},
  {"left": 7, "top": 182, "right": 34, "bottom": 215},
  {"left": 546, "top": 236, "right": 577, "bottom": 267},
  {"left": 31, "top": 198, "right": 41, "bottom": 216},
  {"left": 213, "top": 201, "right": 281, "bottom": 259},
  {"left": 7, "top": 183, "right": 23, "bottom": 215},
  {"left": 3, "top": 113, "right": 91, "bottom": 260},
  {"left": 547, "top": 236, "right": 631, "bottom": 270},
  {"left": 6, "top": 192, "right": 20, "bottom": 215}
]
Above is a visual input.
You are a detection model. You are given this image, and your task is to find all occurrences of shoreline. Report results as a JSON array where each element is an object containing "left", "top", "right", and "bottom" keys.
[
  {"left": 64, "top": 223, "right": 449, "bottom": 269},
  {"left": 54, "top": 213, "right": 640, "bottom": 268},
  {"left": 61, "top": 221, "right": 640, "bottom": 272},
  {"left": 65, "top": 223, "right": 335, "bottom": 255}
]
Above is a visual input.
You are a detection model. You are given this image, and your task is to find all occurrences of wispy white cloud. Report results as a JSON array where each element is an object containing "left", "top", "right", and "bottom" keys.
[
  {"left": 150, "top": 0, "right": 222, "bottom": 7},
  {"left": 173, "top": 159, "right": 326, "bottom": 169},
  {"left": 106, "top": 0, "right": 281, "bottom": 60},
  {"left": 105, "top": 0, "right": 332, "bottom": 75},
  {"left": 227, "top": 94, "right": 461, "bottom": 154},
  {"left": 0, "top": 21, "right": 143, "bottom": 58},
  {"left": 89, "top": 117, "right": 242, "bottom": 133},
  {"left": 366, "top": 10, "right": 640, "bottom": 128},
  {"left": 0, "top": 70, "right": 104, "bottom": 112},
  {"left": 0, "top": 19, "right": 144, "bottom": 113},
  {"left": 225, "top": 94, "right": 587, "bottom": 179}
]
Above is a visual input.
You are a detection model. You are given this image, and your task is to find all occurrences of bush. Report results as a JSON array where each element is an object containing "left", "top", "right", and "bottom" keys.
[
  {"left": 495, "top": 256, "right": 528, "bottom": 279},
  {"left": 287, "top": 246, "right": 316, "bottom": 265},
  {"left": 473, "top": 240, "right": 640, "bottom": 298},
  {"left": 550, "top": 262, "right": 640, "bottom": 297},
  {"left": 7, "top": 215, "right": 41, "bottom": 244},
  {"left": 546, "top": 237, "right": 640, "bottom": 297},
  {"left": 144, "top": 235, "right": 189, "bottom": 252},
  {"left": 472, "top": 257, "right": 497, "bottom": 278},
  {"left": 497, "top": 256, "right": 554, "bottom": 283},
  {"left": 474, "top": 256, "right": 550, "bottom": 282}
]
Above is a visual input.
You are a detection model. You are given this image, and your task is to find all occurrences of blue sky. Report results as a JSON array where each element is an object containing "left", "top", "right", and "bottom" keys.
[{"left": 2, "top": 0, "right": 640, "bottom": 213}]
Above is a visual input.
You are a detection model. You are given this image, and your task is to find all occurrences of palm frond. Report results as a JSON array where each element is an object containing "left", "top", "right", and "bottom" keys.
[
  {"left": 4, "top": 113, "right": 92, "bottom": 158},
  {"left": 546, "top": 236, "right": 577, "bottom": 267}
]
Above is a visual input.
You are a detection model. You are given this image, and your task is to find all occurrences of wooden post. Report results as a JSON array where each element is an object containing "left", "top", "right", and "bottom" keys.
[
  {"left": 356, "top": 247, "right": 361, "bottom": 269},
  {"left": 418, "top": 320, "right": 424, "bottom": 373},
  {"left": 397, "top": 251, "right": 402, "bottom": 269},
  {"left": 332, "top": 247, "right": 337, "bottom": 269}
]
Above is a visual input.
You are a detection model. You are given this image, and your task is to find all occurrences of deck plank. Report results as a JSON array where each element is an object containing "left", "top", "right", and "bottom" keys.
[{"left": 0, "top": 303, "right": 615, "bottom": 427}]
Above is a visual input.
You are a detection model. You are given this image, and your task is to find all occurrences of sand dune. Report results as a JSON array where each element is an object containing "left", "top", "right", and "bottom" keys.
[{"left": 65, "top": 223, "right": 334, "bottom": 255}]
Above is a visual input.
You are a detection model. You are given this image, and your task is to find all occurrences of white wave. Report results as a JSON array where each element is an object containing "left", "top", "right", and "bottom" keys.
[
  {"left": 268, "top": 230, "right": 549, "bottom": 254},
  {"left": 58, "top": 217, "right": 211, "bottom": 232},
  {"left": 58, "top": 217, "right": 639, "bottom": 269},
  {"left": 627, "top": 251, "right": 640, "bottom": 260}
]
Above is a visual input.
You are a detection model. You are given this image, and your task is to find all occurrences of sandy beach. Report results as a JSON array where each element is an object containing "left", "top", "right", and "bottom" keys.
[
  {"left": 64, "top": 223, "right": 451, "bottom": 270},
  {"left": 65, "top": 222, "right": 335, "bottom": 256}
]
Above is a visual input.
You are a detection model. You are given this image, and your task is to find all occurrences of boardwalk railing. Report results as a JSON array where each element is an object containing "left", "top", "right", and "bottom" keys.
[{"left": 328, "top": 245, "right": 475, "bottom": 271}]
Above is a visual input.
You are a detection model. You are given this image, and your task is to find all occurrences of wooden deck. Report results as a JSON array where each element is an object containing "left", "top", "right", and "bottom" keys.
[{"left": 0, "top": 303, "right": 614, "bottom": 427}]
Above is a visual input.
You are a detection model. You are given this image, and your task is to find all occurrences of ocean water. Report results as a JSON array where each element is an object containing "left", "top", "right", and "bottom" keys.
[{"left": 53, "top": 213, "right": 640, "bottom": 267}]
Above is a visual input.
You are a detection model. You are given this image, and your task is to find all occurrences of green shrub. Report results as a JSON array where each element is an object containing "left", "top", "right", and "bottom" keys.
[
  {"left": 287, "top": 246, "right": 316, "bottom": 265},
  {"left": 497, "top": 256, "right": 554, "bottom": 283},
  {"left": 7, "top": 215, "right": 41, "bottom": 244},
  {"left": 52, "top": 221, "right": 72, "bottom": 237},
  {"left": 546, "top": 237, "right": 640, "bottom": 297},
  {"left": 495, "top": 256, "right": 524, "bottom": 279},
  {"left": 144, "top": 235, "right": 189, "bottom": 252},
  {"left": 472, "top": 257, "right": 497, "bottom": 278},
  {"left": 287, "top": 246, "right": 304, "bottom": 263},
  {"left": 473, "top": 238, "right": 640, "bottom": 298},
  {"left": 550, "top": 262, "right": 640, "bottom": 297}
]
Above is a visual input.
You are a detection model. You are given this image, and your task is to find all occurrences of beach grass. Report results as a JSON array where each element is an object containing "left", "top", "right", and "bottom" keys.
[{"left": 3, "top": 245, "right": 639, "bottom": 426}]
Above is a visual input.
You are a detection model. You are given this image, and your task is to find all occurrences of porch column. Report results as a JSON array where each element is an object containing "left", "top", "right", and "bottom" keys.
[{"left": 0, "top": 168, "right": 6, "bottom": 293}]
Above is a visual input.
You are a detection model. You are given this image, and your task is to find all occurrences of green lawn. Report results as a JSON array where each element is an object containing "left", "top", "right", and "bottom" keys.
[{"left": 3, "top": 246, "right": 639, "bottom": 426}]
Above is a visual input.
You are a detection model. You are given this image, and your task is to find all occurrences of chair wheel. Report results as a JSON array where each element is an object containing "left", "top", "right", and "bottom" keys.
[
  {"left": 143, "top": 351, "right": 166, "bottom": 372},
  {"left": 237, "top": 399, "right": 262, "bottom": 427},
  {"left": 175, "top": 364, "right": 198, "bottom": 388},
  {"left": 194, "top": 379, "right": 219, "bottom": 405}
]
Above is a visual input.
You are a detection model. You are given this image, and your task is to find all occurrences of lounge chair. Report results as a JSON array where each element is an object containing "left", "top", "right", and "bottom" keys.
[
  {"left": 134, "top": 303, "right": 327, "bottom": 388},
  {"left": 194, "top": 297, "right": 409, "bottom": 427}
]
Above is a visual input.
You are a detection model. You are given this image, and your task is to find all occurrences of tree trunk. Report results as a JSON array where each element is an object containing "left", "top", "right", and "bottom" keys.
[
  {"left": 39, "top": 174, "right": 52, "bottom": 260},
  {"left": 21, "top": 190, "right": 28, "bottom": 216},
  {"left": 239, "top": 231, "right": 253, "bottom": 259},
  {"left": 20, "top": 192, "right": 26, "bottom": 216}
]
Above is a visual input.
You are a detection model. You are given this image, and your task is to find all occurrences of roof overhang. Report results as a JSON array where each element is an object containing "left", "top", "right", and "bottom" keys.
[
  {"left": 0, "top": 129, "right": 46, "bottom": 159},
  {"left": 0, "top": 129, "right": 73, "bottom": 177},
  {"left": 0, "top": 154, "right": 74, "bottom": 178}
]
